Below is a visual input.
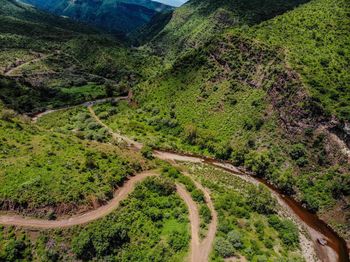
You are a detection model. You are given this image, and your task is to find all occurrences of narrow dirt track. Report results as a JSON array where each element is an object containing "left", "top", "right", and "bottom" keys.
[
  {"left": 192, "top": 179, "right": 218, "bottom": 262},
  {"left": 19, "top": 102, "right": 346, "bottom": 261},
  {"left": 90, "top": 107, "right": 218, "bottom": 261},
  {"left": 4, "top": 55, "right": 50, "bottom": 76},
  {"left": 178, "top": 178, "right": 218, "bottom": 262},
  {"left": 176, "top": 184, "right": 201, "bottom": 261},
  {"left": 88, "top": 105, "right": 143, "bottom": 149},
  {"left": 0, "top": 171, "right": 212, "bottom": 261},
  {"left": 32, "top": 97, "right": 128, "bottom": 123},
  {"left": 0, "top": 171, "right": 156, "bottom": 228}
]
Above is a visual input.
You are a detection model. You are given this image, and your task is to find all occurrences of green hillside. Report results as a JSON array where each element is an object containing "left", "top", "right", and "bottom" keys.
[
  {"left": 0, "top": 0, "right": 349, "bottom": 260},
  {"left": 101, "top": 0, "right": 350, "bottom": 240},
  {"left": 0, "top": 0, "right": 160, "bottom": 114},
  {"left": 22, "top": 0, "right": 174, "bottom": 34},
  {"left": 0, "top": 103, "right": 148, "bottom": 217},
  {"left": 243, "top": 0, "right": 350, "bottom": 121},
  {"left": 145, "top": 0, "right": 308, "bottom": 61}
]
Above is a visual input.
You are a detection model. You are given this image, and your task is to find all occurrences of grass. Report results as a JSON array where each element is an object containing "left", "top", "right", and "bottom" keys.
[
  {"left": 60, "top": 83, "right": 105, "bottom": 96},
  {"left": 0, "top": 104, "right": 148, "bottom": 217},
  {"left": 37, "top": 105, "right": 114, "bottom": 143}
]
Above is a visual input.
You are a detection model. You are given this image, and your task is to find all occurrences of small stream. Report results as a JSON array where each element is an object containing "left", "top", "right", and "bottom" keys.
[{"left": 32, "top": 99, "right": 350, "bottom": 262}]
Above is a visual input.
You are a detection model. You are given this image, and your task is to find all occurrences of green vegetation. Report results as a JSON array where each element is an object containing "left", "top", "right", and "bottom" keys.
[
  {"left": 23, "top": 0, "right": 173, "bottom": 34},
  {"left": 0, "top": 104, "right": 147, "bottom": 217},
  {"left": 37, "top": 106, "right": 114, "bottom": 143},
  {"left": 0, "top": 0, "right": 162, "bottom": 113},
  {"left": 92, "top": 0, "right": 350, "bottom": 240},
  {"left": 146, "top": 0, "right": 308, "bottom": 61},
  {"left": 161, "top": 165, "right": 212, "bottom": 238},
  {"left": 0, "top": 226, "right": 32, "bottom": 261},
  {"left": 0, "top": 0, "right": 349, "bottom": 255},
  {"left": 182, "top": 163, "right": 303, "bottom": 261},
  {"left": 0, "top": 177, "right": 190, "bottom": 261},
  {"left": 243, "top": 0, "right": 350, "bottom": 121}
]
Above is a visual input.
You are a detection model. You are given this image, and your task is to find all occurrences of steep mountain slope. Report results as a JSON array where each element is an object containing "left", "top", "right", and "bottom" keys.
[
  {"left": 0, "top": 0, "right": 159, "bottom": 113},
  {"left": 119, "top": 0, "right": 350, "bottom": 243},
  {"left": 144, "top": 0, "right": 309, "bottom": 60},
  {"left": 22, "top": 0, "right": 174, "bottom": 34},
  {"left": 242, "top": 0, "right": 350, "bottom": 124}
]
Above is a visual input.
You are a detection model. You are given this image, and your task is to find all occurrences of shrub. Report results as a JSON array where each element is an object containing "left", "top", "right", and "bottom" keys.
[
  {"left": 87, "top": 122, "right": 100, "bottom": 130},
  {"left": 168, "top": 231, "right": 188, "bottom": 252},
  {"left": 215, "top": 237, "right": 235, "bottom": 258},
  {"left": 200, "top": 205, "right": 212, "bottom": 224},
  {"left": 290, "top": 143, "right": 308, "bottom": 167},
  {"left": 1, "top": 109, "right": 16, "bottom": 121},
  {"left": 98, "top": 112, "right": 109, "bottom": 120},
  {"left": 191, "top": 189, "right": 205, "bottom": 203},
  {"left": 244, "top": 151, "right": 271, "bottom": 177},
  {"left": 247, "top": 185, "right": 276, "bottom": 214},
  {"left": 72, "top": 223, "right": 129, "bottom": 260},
  {"left": 183, "top": 124, "right": 197, "bottom": 144},
  {"left": 141, "top": 145, "right": 154, "bottom": 159},
  {"left": 268, "top": 215, "right": 299, "bottom": 249},
  {"left": 227, "top": 230, "right": 243, "bottom": 249}
]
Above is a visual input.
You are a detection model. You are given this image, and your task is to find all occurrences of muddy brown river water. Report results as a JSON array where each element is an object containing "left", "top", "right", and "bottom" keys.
[{"left": 29, "top": 99, "right": 350, "bottom": 262}]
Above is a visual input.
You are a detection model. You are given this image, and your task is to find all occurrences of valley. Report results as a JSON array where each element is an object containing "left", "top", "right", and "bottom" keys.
[{"left": 0, "top": 0, "right": 349, "bottom": 261}]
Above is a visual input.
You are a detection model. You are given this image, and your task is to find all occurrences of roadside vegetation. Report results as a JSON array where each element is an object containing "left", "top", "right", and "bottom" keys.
[
  {"left": 162, "top": 165, "right": 212, "bottom": 239},
  {"left": 182, "top": 163, "right": 303, "bottom": 261},
  {"left": 37, "top": 106, "right": 113, "bottom": 143},
  {"left": 0, "top": 103, "right": 148, "bottom": 218},
  {"left": 0, "top": 177, "right": 190, "bottom": 261}
]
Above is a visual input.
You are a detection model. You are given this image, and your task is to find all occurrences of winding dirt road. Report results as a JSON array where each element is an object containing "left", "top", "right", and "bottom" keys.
[
  {"left": 88, "top": 105, "right": 143, "bottom": 149},
  {"left": 0, "top": 171, "right": 156, "bottom": 228},
  {"left": 176, "top": 177, "right": 218, "bottom": 262},
  {"left": 32, "top": 96, "right": 128, "bottom": 123},
  {"left": 86, "top": 104, "right": 348, "bottom": 262},
  {"left": 0, "top": 171, "right": 216, "bottom": 261},
  {"left": 4, "top": 54, "right": 51, "bottom": 76},
  {"left": 18, "top": 100, "right": 348, "bottom": 261}
]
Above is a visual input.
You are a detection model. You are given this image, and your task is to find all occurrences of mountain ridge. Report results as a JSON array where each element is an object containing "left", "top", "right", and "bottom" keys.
[{"left": 21, "top": 0, "right": 174, "bottom": 33}]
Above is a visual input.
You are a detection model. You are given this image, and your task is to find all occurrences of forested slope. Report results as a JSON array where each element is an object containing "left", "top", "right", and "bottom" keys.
[
  {"left": 0, "top": 0, "right": 160, "bottom": 114},
  {"left": 122, "top": 0, "right": 350, "bottom": 241},
  {"left": 22, "top": 0, "right": 174, "bottom": 34}
]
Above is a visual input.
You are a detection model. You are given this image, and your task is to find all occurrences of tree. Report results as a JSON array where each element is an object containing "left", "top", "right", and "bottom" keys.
[
  {"left": 215, "top": 237, "right": 235, "bottom": 258},
  {"left": 184, "top": 124, "right": 197, "bottom": 144},
  {"left": 227, "top": 230, "right": 243, "bottom": 249},
  {"left": 104, "top": 82, "right": 114, "bottom": 97},
  {"left": 247, "top": 185, "right": 276, "bottom": 214}
]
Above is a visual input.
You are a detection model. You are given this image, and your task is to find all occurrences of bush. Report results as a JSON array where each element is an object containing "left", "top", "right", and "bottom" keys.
[
  {"left": 191, "top": 189, "right": 205, "bottom": 203},
  {"left": 247, "top": 185, "right": 276, "bottom": 214},
  {"left": 200, "top": 205, "right": 212, "bottom": 224},
  {"left": 168, "top": 231, "right": 188, "bottom": 252},
  {"left": 268, "top": 215, "right": 299, "bottom": 249},
  {"left": 141, "top": 145, "right": 154, "bottom": 159},
  {"left": 215, "top": 237, "right": 235, "bottom": 258},
  {"left": 87, "top": 122, "right": 100, "bottom": 130},
  {"left": 227, "top": 230, "right": 243, "bottom": 249},
  {"left": 244, "top": 151, "right": 271, "bottom": 177},
  {"left": 98, "top": 112, "right": 109, "bottom": 120},
  {"left": 72, "top": 223, "right": 129, "bottom": 260},
  {"left": 290, "top": 143, "right": 308, "bottom": 167},
  {"left": 1, "top": 109, "right": 16, "bottom": 121}
]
